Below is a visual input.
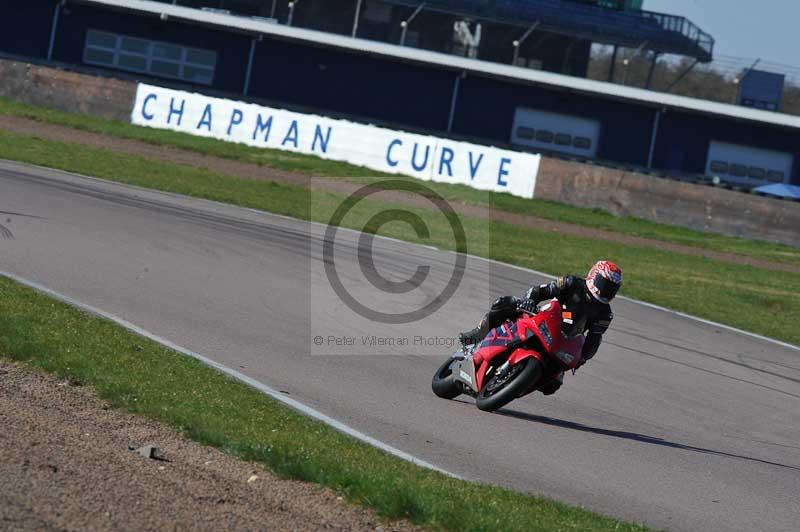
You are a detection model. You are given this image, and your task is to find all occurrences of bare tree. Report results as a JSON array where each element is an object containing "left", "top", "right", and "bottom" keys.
[{"left": 587, "top": 48, "right": 800, "bottom": 116}]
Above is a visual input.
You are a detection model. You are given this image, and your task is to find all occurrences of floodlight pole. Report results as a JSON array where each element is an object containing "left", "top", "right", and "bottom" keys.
[
  {"left": 47, "top": 0, "right": 66, "bottom": 61},
  {"left": 647, "top": 107, "right": 664, "bottom": 169},
  {"left": 287, "top": 0, "right": 300, "bottom": 26},
  {"left": 447, "top": 71, "right": 466, "bottom": 132},
  {"left": 243, "top": 35, "right": 262, "bottom": 96},
  {"left": 607, "top": 45, "right": 618, "bottom": 82},
  {"left": 400, "top": 3, "right": 426, "bottom": 47},
  {"left": 621, "top": 41, "right": 646, "bottom": 86},
  {"left": 622, "top": 58, "right": 630, "bottom": 85},
  {"left": 633, "top": 40, "right": 649, "bottom": 55},
  {"left": 352, "top": 0, "right": 364, "bottom": 37},
  {"left": 645, "top": 52, "right": 660, "bottom": 89},
  {"left": 665, "top": 58, "right": 698, "bottom": 92},
  {"left": 511, "top": 21, "right": 540, "bottom": 66}
]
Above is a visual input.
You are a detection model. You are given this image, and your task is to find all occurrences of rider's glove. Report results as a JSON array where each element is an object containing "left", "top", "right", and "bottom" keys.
[{"left": 517, "top": 298, "right": 537, "bottom": 313}]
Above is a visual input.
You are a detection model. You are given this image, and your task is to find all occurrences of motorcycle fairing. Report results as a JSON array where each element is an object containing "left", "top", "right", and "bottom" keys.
[
  {"left": 473, "top": 321, "right": 549, "bottom": 391},
  {"left": 470, "top": 299, "right": 587, "bottom": 391}
]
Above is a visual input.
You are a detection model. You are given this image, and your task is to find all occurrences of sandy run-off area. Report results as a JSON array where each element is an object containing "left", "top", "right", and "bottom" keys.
[{"left": 0, "top": 361, "right": 415, "bottom": 531}]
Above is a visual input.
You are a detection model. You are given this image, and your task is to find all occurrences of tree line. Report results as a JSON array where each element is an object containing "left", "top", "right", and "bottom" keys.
[{"left": 586, "top": 49, "right": 800, "bottom": 116}]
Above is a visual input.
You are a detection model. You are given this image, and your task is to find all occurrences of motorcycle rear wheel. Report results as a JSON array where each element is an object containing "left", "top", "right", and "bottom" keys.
[
  {"left": 476, "top": 358, "right": 541, "bottom": 412},
  {"left": 431, "top": 358, "right": 463, "bottom": 399}
]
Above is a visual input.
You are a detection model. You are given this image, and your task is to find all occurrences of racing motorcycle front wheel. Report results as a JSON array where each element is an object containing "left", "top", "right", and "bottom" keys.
[{"left": 476, "top": 358, "right": 541, "bottom": 412}]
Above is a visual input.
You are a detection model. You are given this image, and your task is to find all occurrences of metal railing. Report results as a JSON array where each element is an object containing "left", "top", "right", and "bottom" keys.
[
  {"left": 383, "top": 0, "right": 713, "bottom": 60},
  {"left": 640, "top": 10, "right": 714, "bottom": 57},
  {"left": 158, "top": 1, "right": 713, "bottom": 61}
]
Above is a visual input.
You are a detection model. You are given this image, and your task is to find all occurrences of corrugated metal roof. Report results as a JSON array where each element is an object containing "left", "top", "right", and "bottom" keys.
[{"left": 86, "top": 0, "right": 800, "bottom": 131}]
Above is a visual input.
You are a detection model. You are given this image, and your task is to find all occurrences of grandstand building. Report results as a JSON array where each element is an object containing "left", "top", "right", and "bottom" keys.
[
  {"left": 1, "top": 0, "right": 798, "bottom": 187},
  {"left": 151, "top": 0, "right": 715, "bottom": 81}
]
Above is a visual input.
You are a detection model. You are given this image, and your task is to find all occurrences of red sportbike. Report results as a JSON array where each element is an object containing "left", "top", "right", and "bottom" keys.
[{"left": 431, "top": 298, "right": 584, "bottom": 412}]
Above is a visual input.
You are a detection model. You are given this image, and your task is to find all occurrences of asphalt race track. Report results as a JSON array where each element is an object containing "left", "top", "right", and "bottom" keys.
[{"left": 2, "top": 159, "right": 799, "bottom": 532}]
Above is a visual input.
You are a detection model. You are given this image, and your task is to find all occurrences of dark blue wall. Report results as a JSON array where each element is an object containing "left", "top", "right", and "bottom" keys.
[
  {"left": 249, "top": 38, "right": 457, "bottom": 131},
  {"left": 453, "top": 75, "right": 656, "bottom": 166},
  {"left": 52, "top": 3, "right": 250, "bottom": 93},
  {"left": 0, "top": 0, "right": 54, "bottom": 60},
  {"left": 655, "top": 111, "right": 800, "bottom": 183}
]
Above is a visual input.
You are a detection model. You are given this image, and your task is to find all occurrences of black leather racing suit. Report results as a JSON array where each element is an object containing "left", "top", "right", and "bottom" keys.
[{"left": 461, "top": 276, "right": 614, "bottom": 393}]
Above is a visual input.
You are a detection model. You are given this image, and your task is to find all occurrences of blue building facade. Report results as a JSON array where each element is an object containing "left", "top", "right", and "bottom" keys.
[
  {"left": 0, "top": 1, "right": 54, "bottom": 59},
  {"left": 247, "top": 38, "right": 457, "bottom": 131},
  {"left": 2, "top": 0, "right": 798, "bottom": 185}
]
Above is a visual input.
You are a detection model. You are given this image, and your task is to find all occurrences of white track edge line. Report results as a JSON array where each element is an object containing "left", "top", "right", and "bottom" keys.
[
  {"left": 5, "top": 159, "right": 799, "bottom": 352},
  {"left": 0, "top": 270, "right": 461, "bottom": 479}
]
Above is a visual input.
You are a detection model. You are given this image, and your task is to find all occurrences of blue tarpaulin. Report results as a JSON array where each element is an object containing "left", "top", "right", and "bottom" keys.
[{"left": 752, "top": 183, "right": 800, "bottom": 200}]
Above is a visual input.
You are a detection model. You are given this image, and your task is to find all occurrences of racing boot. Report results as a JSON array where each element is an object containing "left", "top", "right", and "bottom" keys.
[{"left": 459, "top": 325, "right": 484, "bottom": 348}]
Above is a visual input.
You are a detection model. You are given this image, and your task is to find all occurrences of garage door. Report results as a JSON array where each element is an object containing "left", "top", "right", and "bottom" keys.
[
  {"left": 511, "top": 107, "right": 600, "bottom": 158},
  {"left": 706, "top": 140, "right": 793, "bottom": 187}
]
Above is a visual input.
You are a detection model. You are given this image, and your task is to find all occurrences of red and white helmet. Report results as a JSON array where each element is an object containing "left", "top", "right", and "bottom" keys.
[{"left": 586, "top": 261, "right": 623, "bottom": 304}]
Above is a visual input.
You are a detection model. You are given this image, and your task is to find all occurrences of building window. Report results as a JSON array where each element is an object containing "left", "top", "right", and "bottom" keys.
[
  {"left": 709, "top": 160, "right": 728, "bottom": 174},
  {"left": 729, "top": 164, "right": 748, "bottom": 177},
  {"left": 573, "top": 137, "right": 592, "bottom": 150},
  {"left": 83, "top": 29, "right": 216, "bottom": 85},
  {"left": 709, "top": 160, "right": 787, "bottom": 183},
  {"left": 555, "top": 133, "right": 572, "bottom": 146},
  {"left": 767, "top": 170, "right": 785, "bottom": 182},
  {"left": 516, "top": 126, "right": 535, "bottom": 140}
]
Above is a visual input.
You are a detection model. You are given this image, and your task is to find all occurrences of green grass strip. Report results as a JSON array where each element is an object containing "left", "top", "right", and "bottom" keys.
[
  {"left": 1, "top": 129, "right": 798, "bottom": 346},
  {"left": 0, "top": 276, "right": 651, "bottom": 532},
  {"left": 1, "top": 96, "right": 797, "bottom": 266}
]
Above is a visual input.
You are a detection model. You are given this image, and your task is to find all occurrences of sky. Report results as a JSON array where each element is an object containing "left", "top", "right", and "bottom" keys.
[{"left": 644, "top": 0, "right": 799, "bottom": 67}]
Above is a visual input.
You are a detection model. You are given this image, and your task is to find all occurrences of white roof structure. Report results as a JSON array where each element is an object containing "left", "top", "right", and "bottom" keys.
[{"left": 88, "top": 0, "right": 800, "bottom": 131}]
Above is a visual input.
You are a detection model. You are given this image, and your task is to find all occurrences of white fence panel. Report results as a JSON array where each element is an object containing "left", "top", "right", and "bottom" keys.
[{"left": 131, "top": 83, "right": 540, "bottom": 198}]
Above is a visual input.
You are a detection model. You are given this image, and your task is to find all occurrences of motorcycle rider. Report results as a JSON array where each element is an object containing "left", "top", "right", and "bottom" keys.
[{"left": 459, "top": 260, "right": 622, "bottom": 395}]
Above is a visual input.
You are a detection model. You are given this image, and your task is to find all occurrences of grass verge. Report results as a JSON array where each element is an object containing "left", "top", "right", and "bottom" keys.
[
  {"left": 1, "top": 96, "right": 797, "bottom": 266},
  {"left": 0, "top": 276, "right": 651, "bottom": 532},
  {"left": 1, "top": 129, "right": 798, "bottom": 346}
]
